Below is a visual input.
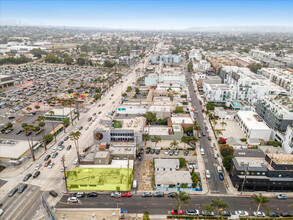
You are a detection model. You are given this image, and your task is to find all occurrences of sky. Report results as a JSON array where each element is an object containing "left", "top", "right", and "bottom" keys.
[{"left": 1, "top": 0, "right": 293, "bottom": 30}]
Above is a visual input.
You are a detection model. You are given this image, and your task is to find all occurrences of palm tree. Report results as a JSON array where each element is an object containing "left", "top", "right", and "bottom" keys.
[
  {"left": 215, "top": 129, "right": 223, "bottom": 136},
  {"left": 220, "top": 121, "right": 227, "bottom": 128},
  {"left": 22, "top": 124, "right": 35, "bottom": 161},
  {"left": 203, "top": 204, "right": 214, "bottom": 220},
  {"left": 49, "top": 110, "right": 57, "bottom": 142},
  {"left": 211, "top": 198, "right": 229, "bottom": 216},
  {"left": 38, "top": 116, "right": 46, "bottom": 150},
  {"left": 153, "top": 135, "right": 161, "bottom": 148},
  {"left": 67, "top": 99, "right": 74, "bottom": 126},
  {"left": 70, "top": 131, "right": 81, "bottom": 163},
  {"left": 170, "top": 140, "right": 179, "bottom": 149},
  {"left": 142, "top": 133, "right": 149, "bottom": 147},
  {"left": 61, "top": 101, "right": 67, "bottom": 120},
  {"left": 251, "top": 193, "right": 270, "bottom": 220},
  {"left": 212, "top": 119, "right": 218, "bottom": 128},
  {"left": 173, "top": 191, "right": 192, "bottom": 213},
  {"left": 181, "top": 136, "right": 189, "bottom": 148},
  {"left": 62, "top": 118, "right": 70, "bottom": 133}
]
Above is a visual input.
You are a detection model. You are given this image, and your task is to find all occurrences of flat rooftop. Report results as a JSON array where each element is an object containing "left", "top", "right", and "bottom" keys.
[
  {"left": 0, "top": 139, "right": 39, "bottom": 159},
  {"left": 44, "top": 107, "right": 73, "bottom": 116},
  {"left": 144, "top": 126, "right": 171, "bottom": 136},
  {"left": 237, "top": 111, "right": 271, "bottom": 131},
  {"left": 171, "top": 117, "right": 193, "bottom": 124},
  {"left": 80, "top": 160, "right": 134, "bottom": 169}
]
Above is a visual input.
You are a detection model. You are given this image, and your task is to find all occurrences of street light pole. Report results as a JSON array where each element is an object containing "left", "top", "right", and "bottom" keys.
[{"left": 61, "top": 155, "right": 68, "bottom": 193}]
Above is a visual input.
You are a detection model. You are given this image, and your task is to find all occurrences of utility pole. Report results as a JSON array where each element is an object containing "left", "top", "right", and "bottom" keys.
[
  {"left": 240, "top": 162, "right": 249, "bottom": 195},
  {"left": 61, "top": 155, "right": 68, "bottom": 193}
]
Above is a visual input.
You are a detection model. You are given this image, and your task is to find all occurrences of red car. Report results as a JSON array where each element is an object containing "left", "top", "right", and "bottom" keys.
[
  {"left": 171, "top": 209, "right": 183, "bottom": 215},
  {"left": 121, "top": 192, "right": 132, "bottom": 197}
]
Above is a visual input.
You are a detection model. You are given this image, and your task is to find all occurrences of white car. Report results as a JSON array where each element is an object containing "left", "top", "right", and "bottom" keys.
[
  {"left": 253, "top": 211, "right": 266, "bottom": 217},
  {"left": 67, "top": 197, "right": 79, "bottom": 203},
  {"left": 60, "top": 167, "right": 67, "bottom": 172},
  {"left": 210, "top": 143, "right": 214, "bottom": 148},
  {"left": 111, "top": 192, "right": 121, "bottom": 197},
  {"left": 51, "top": 147, "right": 58, "bottom": 152},
  {"left": 205, "top": 170, "right": 211, "bottom": 179},
  {"left": 35, "top": 163, "right": 42, "bottom": 170},
  {"left": 164, "top": 150, "right": 169, "bottom": 155},
  {"left": 85, "top": 127, "right": 89, "bottom": 130},
  {"left": 73, "top": 159, "right": 78, "bottom": 165},
  {"left": 235, "top": 211, "right": 249, "bottom": 216}
]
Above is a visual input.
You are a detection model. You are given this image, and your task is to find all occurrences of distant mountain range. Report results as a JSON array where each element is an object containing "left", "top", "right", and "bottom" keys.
[{"left": 183, "top": 26, "right": 293, "bottom": 33}]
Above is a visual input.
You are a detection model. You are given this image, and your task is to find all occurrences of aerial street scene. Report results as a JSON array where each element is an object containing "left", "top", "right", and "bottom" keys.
[{"left": 0, "top": 0, "right": 293, "bottom": 219}]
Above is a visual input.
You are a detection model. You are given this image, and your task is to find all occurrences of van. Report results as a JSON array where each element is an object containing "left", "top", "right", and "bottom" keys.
[
  {"left": 217, "top": 166, "right": 223, "bottom": 172},
  {"left": 200, "top": 148, "right": 205, "bottom": 155},
  {"left": 133, "top": 179, "right": 138, "bottom": 188},
  {"left": 44, "top": 159, "right": 51, "bottom": 167}
]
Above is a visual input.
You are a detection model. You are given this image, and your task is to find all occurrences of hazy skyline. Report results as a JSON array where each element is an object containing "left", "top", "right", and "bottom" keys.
[{"left": 1, "top": 0, "right": 293, "bottom": 30}]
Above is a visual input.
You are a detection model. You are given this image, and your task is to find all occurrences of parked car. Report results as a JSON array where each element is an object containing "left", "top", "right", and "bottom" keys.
[
  {"left": 73, "top": 159, "right": 78, "bottom": 165},
  {"left": 64, "top": 136, "right": 69, "bottom": 141},
  {"left": 67, "top": 145, "right": 72, "bottom": 150},
  {"left": 205, "top": 170, "right": 211, "bottom": 179},
  {"left": 74, "top": 192, "right": 85, "bottom": 198},
  {"left": 111, "top": 192, "right": 121, "bottom": 197},
  {"left": 141, "top": 192, "right": 152, "bottom": 197},
  {"left": 208, "top": 136, "right": 212, "bottom": 140},
  {"left": 253, "top": 211, "right": 266, "bottom": 217},
  {"left": 33, "top": 171, "right": 41, "bottom": 178},
  {"left": 23, "top": 173, "right": 32, "bottom": 182},
  {"left": 171, "top": 209, "right": 183, "bottom": 215},
  {"left": 281, "top": 211, "right": 292, "bottom": 217},
  {"left": 220, "top": 211, "right": 232, "bottom": 217},
  {"left": 202, "top": 210, "right": 215, "bottom": 216},
  {"left": 121, "top": 192, "right": 132, "bottom": 197},
  {"left": 8, "top": 188, "right": 18, "bottom": 197},
  {"left": 219, "top": 172, "right": 224, "bottom": 180},
  {"left": 146, "top": 149, "right": 151, "bottom": 154},
  {"left": 276, "top": 194, "right": 288, "bottom": 199},
  {"left": 174, "top": 150, "right": 179, "bottom": 155},
  {"left": 267, "top": 212, "right": 280, "bottom": 217},
  {"left": 184, "top": 150, "right": 189, "bottom": 156},
  {"left": 235, "top": 211, "right": 249, "bottom": 216},
  {"left": 186, "top": 209, "right": 199, "bottom": 216},
  {"left": 51, "top": 147, "right": 58, "bottom": 153},
  {"left": 58, "top": 141, "right": 64, "bottom": 146},
  {"left": 155, "top": 149, "right": 160, "bottom": 155},
  {"left": 169, "top": 150, "right": 174, "bottom": 156},
  {"left": 213, "top": 153, "right": 218, "bottom": 159},
  {"left": 168, "top": 192, "right": 178, "bottom": 197},
  {"left": 49, "top": 190, "right": 58, "bottom": 197},
  {"left": 202, "top": 131, "right": 206, "bottom": 136},
  {"left": 87, "top": 192, "right": 98, "bottom": 197},
  {"left": 18, "top": 184, "right": 28, "bottom": 193},
  {"left": 59, "top": 145, "right": 65, "bottom": 151},
  {"left": 164, "top": 150, "right": 169, "bottom": 155},
  {"left": 198, "top": 133, "right": 201, "bottom": 138},
  {"left": 154, "top": 192, "right": 164, "bottom": 197},
  {"left": 52, "top": 152, "right": 58, "bottom": 158},
  {"left": 16, "top": 130, "right": 23, "bottom": 135},
  {"left": 67, "top": 197, "right": 79, "bottom": 203}
]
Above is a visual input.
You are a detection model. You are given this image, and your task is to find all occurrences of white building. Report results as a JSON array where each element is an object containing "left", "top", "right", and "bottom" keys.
[
  {"left": 117, "top": 105, "right": 147, "bottom": 115},
  {"left": 203, "top": 84, "right": 236, "bottom": 103},
  {"left": 154, "top": 159, "right": 180, "bottom": 171},
  {"left": 282, "top": 124, "right": 293, "bottom": 154},
  {"left": 189, "top": 49, "right": 202, "bottom": 61},
  {"left": 193, "top": 60, "right": 211, "bottom": 72},
  {"left": 235, "top": 111, "right": 271, "bottom": 143},
  {"left": 148, "top": 105, "right": 172, "bottom": 119}
]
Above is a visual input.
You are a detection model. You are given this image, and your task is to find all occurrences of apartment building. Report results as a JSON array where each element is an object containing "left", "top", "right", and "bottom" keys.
[
  {"left": 282, "top": 124, "right": 293, "bottom": 154},
  {"left": 193, "top": 60, "right": 211, "bottom": 72},
  {"left": 255, "top": 95, "right": 293, "bottom": 132},
  {"left": 189, "top": 49, "right": 202, "bottom": 61},
  {"left": 203, "top": 84, "right": 236, "bottom": 103},
  {"left": 235, "top": 111, "right": 271, "bottom": 143}
]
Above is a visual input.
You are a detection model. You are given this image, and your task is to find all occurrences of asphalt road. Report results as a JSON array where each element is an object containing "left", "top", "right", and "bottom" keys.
[
  {"left": 0, "top": 184, "right": 41, "bottom": 220},
  {"left": 185, "top": 67, "right": 227, "bottom": 194},
  {"left": 56, "top": 194, "right": 293, "bottom": 215}
]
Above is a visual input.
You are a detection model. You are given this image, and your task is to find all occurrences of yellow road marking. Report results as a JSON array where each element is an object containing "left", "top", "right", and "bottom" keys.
[{"left": 13, "top": 189, "right": 40, "bottom": 220}]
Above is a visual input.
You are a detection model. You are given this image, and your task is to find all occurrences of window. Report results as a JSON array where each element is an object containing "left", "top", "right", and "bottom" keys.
[{"left": 257, "top": 172, "right": 260, "bottom": 175}]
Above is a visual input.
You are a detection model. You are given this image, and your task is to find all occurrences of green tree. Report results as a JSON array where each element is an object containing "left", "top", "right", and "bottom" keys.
[
  {"left": 179, "top": 158, "right": 186, "bottom": 168},
  {"left": 49, "top": 110, "right": 57, "bottom": 142},
  {"left": 126, "top": 86, "right": 132, "bottom": 92},
  {"left": 26, "top": 107, "right": 32, "bottom": 113},
  {"left": 187, "top": 61, "right": 193, "bottom": 73},
  {"left": 203, "top": 204, "right": 214, "bottom": 219},
  {"left": 181, "top": 136, "right": 189, "bottom": 148},
  {"left": 43, "top": 134, "right": 54, "bottom": 144},
  {"left": 77, "top": 57, "right": 85, "bottom": 66},
  {"left": 191, "top": 173, "right": 199, "bottom": 187},
  {"left": 64, "top": 56, "right": 73, "bottom": 65},
  {"left": 143, "top": 211, "right": 150, "bottom": 220},
  {"left": 122, "top": 93, "right": 127, "bottom": 97},
  {"left": 174, "top": 106, "right": 183, "bottom": 113},
  {"left": 70, "top": 131, "right": 81, "bottom": 163},
  {"left": 220, "top": 121, "right": 227, "bottom": 128},
  {"left": 211, "top": 198, "right": 229, "bottom": 215},
  {"left": 173, "top": 191, "right": 192, "bottom": 212},
  {"left": 44, "top": 54, "right": 60, "bottom": 63},
  {"left": 251, "top": 193, "right": 270, "bottom": 220},
  {"left": 144, "top": 112, "right": 157, "bottom": 124},
  {"left": 215, "top": 129, "right": 223, "bottom": 136},
  {"left": 220, "top": 144, "right": 234, "bottom": 157},
  {"left": 222, "top": 155, "right": 233, "bottom": 170},
  {"left": 153, "top": 135, "right": 161, "bottom": 148},
  {"left": 34, "top": 105, "right": 40, "bottom": 112}
]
